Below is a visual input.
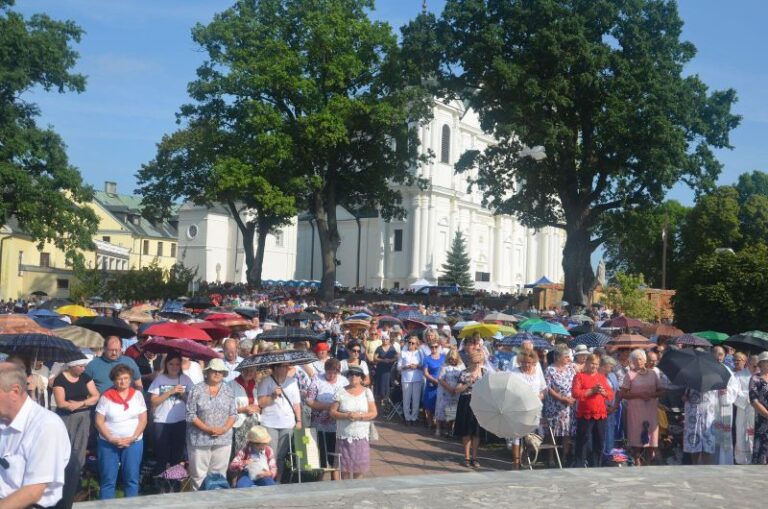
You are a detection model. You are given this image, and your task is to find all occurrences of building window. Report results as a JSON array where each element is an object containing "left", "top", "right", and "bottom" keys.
[
  {"left": 39, "top": 252, "right": 50, "bottom": 268},
  {"left": 157, "top": 242, "right": 164, "bottom": 257},
  {"left": 102, "top": 236, "right": 111, "bottom": 243},
  {"left": 393, "top": 282, "right": 400, "bottom": 289},
  {"left": 56, "top": 278, "right": 69, "bottom": 289},
  {"left": 394, "top": 229, "right": 403, "bottom": 252},
  {"left": 274, "top": 231, "right": 284, "bottom": 248},
  {"left": 186, "top": 224, "right": 198, "bottom": 239},
  {"left": 170, "top": 243, "right": 177, "bottom": 258},
  {"left": 440, "top": 124, "right": 451, "bottom": 164},
  {"left": 474, "top": 271, "right": 491, "bottom": 282},
  {"left": 143, "top": 240, "right": 149, "bottom": 255}
]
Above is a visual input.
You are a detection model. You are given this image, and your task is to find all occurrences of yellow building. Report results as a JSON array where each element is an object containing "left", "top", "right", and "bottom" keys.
[{"left": 0, "top": 182, "right": 179, "bottom": 301}]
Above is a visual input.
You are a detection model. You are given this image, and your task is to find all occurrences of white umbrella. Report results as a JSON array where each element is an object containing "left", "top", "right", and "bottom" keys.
[{"left": 470, "top": 372, "right": 542, "bottom": 439}]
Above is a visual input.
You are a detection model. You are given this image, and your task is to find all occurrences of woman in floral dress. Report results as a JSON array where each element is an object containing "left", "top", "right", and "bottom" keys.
[
  {"left": 749, "top": 353, "right": 768, "bottom": 464},
  {"left": 543, "top": 345, "right": 577, "bottom": 463},
  {"left": 435, "top": 348, "right": 464, "bottom": 436}
]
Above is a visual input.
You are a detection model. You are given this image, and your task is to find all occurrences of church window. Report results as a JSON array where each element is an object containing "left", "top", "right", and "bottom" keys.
[
  {"left": 440, "top": 124, "right": 451, "bottom": 164},
  {"left": 394, "top": 229, "right": 403, "bottom": 252},
  {"left": 474, "top": 271, "right": 491, "bottom": 282}
]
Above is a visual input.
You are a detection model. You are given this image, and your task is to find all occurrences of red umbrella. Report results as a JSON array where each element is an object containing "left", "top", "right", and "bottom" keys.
[
  {"left": 209, "top": 317, "right": 251, "bottom": 330},
  {"left": 603, "top": 316, "right": 646, "bottom": 329},
  {"left": 204, "top": 313, "right": 239, "bottom": 322},
  {"left": 187, "top": 322, "right": 228, "bottom": 341},
  {"left": 141, "top": 338, "right": 222, "bottom": 362},
  {"left": 143, "top": 322, "right": 212, "bottom": 341}
]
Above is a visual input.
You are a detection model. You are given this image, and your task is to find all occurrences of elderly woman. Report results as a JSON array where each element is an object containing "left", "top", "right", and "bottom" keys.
[
  {"left": 94, "top": 364, "right": 148, "bottom": 499},
  {"left": 453, "top": 351, "right": 487, "bottom": 468},
  {"left": 599, "top": 355, "right": 621, "bottom": 458},
  {"left": 53, "top": 358, "right": 99, "bottom": 471},
  {"left": 148, "top": 353, "right": 194, "bottom": 474},
  {"left": 310, "top": 342, "right": 332, "bottom": 376},
  {"left": 398, "top": 335, "right": 425, "bottom": 425},
  {"left": 422, "top": 340, "right": 447, "bottom": 430},
  {"left": 229, "top": 425, "right": 277, "bottom": 488},
  {"left": 329, "top": 366, "right": 377, "bottom": 479},
  {"left": 372, "top": 335, "right": 399, "bottom": 403},
  {"left": 229, "top": 365, "right": 266, "bottom": 457},
  {"left": 543, "top": 344, "right": 577, "bottom": 463},
  {"left": 620, "top": 349, "right": 662, "bottom": 466},
  {"left": 733, "top": 352, "right": 755, "bottom": 464},
  {"left": 306, "top": 358, "right": 348, "bottom": 476},
  {"left": 509, "top": 350, "right": 547, "bottom": 469},
  {"left": 186, "top": 358, "right": 238, "bottom": 490},
  {"left": 436, "top": 347, "right": 464, "bottom": 437},
  {"left": 258, "top": 363, "right": 302, "bottom": 480},
  {"left": 572, "top": 354, "right": 614, "bottom": 467},
  {"left": 750, "top": 352, "right": 768, "bottom": 464}
]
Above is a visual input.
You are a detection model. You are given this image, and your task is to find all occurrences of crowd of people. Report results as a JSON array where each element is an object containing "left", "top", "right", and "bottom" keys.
[{"left": 1, "top": 296, "right": 768, "bottom": 509}]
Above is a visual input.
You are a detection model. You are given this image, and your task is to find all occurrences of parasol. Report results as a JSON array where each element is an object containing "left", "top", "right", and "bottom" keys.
[
  {"left": 141, "top": 338, "right": 222, "bottom": 362},
  {"left": 0, "top": 333, "right": 85, "bottom": 363},
  {"left": 692, "top": 331, "right": 729, "bottom": 344},
  {"left": 470, "top": 371, "right": 543, "bottom": 439},
  {"left": 183, "top": 296, "right": 216, "bottom": 309},
  {"left": 75, "top": 316, "right": 134, "bottom": 339},
  {"left": 119, "top": 309, "right": 156, "bottom": 324},
  {"left": 55, "top": 325, "right": 105, "bottom": 349},
  {"left": 602, "top": 316, "right": 646, "bottom": 329},
  {"left": 640, "top": 323, "right": 684, "bottom": 338},
  {"left": 497, "top": 333, "right": 551, "bottom": 350},
  {"left": 525, "top": 321, "right": 570, "bottom": 336},
  {"left": 235, "top": 349, "right": 317, "bottom": 371},
  {"left": 55, "top": 305, "right": 97, "bottom": 318},
  {"left": 282, "top": 311, "right": 322, "bottom": 322},
  {"left": 142, "top": 322, "right": 212, "bottom": 342},
  {"left": 572, "top": 332, "right": 612, "bottom": 348},
  {"left": 257, "top": 327, "right": 323, "bottom": 343},
  {"left": 724, "top": 331, "right": 768, "bottom": 354},
  {"left": 459, "top": 323, "right": 516, "bottom": 339},
  {"left": 0, "top": 314, "right": 58, "bottom": 336},
  {"left": 482, "top": 312, "right": 519, "bottom": 323},
  {"left": 607, "top": 334, "right": 654, "bottom": 350},
  {"left": 188, "top": 321, "right": 227, "bottom": 341},
  {"left": 233, "top": 307, "right": 259, "bottom": 319},
  {"left": 657, "top": 348, "right": 731, "bottom": 392},
  {"left": 671, "top": 334, "right": 712, "bottom": 348}
]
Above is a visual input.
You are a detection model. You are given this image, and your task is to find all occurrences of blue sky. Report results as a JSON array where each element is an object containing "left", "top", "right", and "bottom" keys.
[{"left": 16, "top": 0, "right": 768, "bottom": 203}]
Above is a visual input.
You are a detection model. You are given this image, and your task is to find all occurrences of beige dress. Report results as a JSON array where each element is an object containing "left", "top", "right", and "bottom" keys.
[{"left": 621, "top": 369, "right": 661, "bottom": 447}]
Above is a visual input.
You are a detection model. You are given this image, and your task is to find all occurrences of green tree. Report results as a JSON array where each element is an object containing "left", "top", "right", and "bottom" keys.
[
  {"left": 602, "top": 200, "right": 689, "bottom": 289},
  {"left": 735, "top": 170, "right": 768, "bottom": 205},
  {"left": 673, "top": 246, "right": 768, "bottom": 334},
  {"left": 601, "top": 272, "right": 655, "bottom": 322},
  {"left": 0, "top": 0, "right": 98, "bottom": 263},
  {"left": 172, "top": 0, "right": 431, "bottom": 301},
  {"left": 420, "top": 0, "right": 739, "bottom": 306},
  {"left": 739, "top": 194, "right": 768, "bottom": 246},
  {"left": 680, "top": 186, "right": 742, "bottom": 263},
  {"left": 439, "top": 231, "right": 473, "bottom": 291}
]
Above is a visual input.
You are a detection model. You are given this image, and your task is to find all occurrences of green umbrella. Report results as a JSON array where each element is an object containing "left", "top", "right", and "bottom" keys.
[
  {"left": 692, "top": 331, "right": 729, "bottom": 344},
  {"left": 519, "top": 318, "right": 544, "bottom": 330}
]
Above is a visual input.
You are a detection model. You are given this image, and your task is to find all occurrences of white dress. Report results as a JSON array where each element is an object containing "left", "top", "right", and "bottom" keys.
[{"left": 734, "top": 368, "right": 756, "bottom": 464}]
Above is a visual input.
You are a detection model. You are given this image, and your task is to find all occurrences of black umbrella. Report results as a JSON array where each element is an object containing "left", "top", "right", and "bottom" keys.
[
  {"left": 258, "top": 326, "right": 323, "bottom": 343},
  {"left": 282, "top": 311, "right": 321, "bottom": 322},
  {"left": 75, "top": 316, "right": 134, "bottom": 339},
  {"left": 37, "top": 298, "right": 73, "bottom": 311},
  {"left": 30, "top": 290, "right": 48, "bottom": 297},
  {"left": 233, "top": 307, "right": 259, "bottom": 319},
  {"left": 318, "top": 305, "right": 340, "bottom": 314},
  {"left": 657, "top": 348, "right": 731, "bottom": 392},
  {"left": 236, "top": 349, "right": 317, "bottom": 371},
  {"left": 569, "top": 324, "right": 594, "bottom": 336},
  {"left": 422, "top": 315, "right": 448, "bottom": 326},
  {"left": 724, "top": 331, "right": 768, "bottom": 354},
  {"left": 184, "top": 296, "right": 216, "bottom": 309},
  {"left": 0, "top": 333, "right": 85, "bottom": 363}
]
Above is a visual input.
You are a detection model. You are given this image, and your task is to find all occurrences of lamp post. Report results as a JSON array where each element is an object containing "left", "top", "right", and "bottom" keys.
[{"left": 661, "top": 224, "right": 668, "bottom": 290}]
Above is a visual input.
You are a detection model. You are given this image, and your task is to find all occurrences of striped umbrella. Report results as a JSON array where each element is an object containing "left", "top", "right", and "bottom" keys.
[
  {"left": 607, "top": 334, "right": 654, "bottom": 350},
  {"left": 572, "top": 332, "right": 612, "bottom": 348},
  {"left": 671, "top": 334, "right": 712, "bottom": 348},
  {"left": 0, "top": 333, "right": 85, "bottom": 363}
]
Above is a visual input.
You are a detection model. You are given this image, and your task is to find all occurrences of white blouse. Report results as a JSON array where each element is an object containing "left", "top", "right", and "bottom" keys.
[{"left": 334, "top": 387, "right": 374, "bottom": 442}]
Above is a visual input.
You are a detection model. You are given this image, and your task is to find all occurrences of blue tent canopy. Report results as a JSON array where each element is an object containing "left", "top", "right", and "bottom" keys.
[{"left": 524, "top": 276, "right": 554, "bottom": 288}]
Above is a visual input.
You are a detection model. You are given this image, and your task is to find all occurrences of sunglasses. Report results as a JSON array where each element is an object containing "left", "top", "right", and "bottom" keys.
[
  {"left": 351, "top": 349, "right": 361, "bottom": 353},
  {"left": 347, "top": 372, "right": 363, "bottom": 377},
  {"left": 430, "top": 345, "right": 439, "bottom": 349}
]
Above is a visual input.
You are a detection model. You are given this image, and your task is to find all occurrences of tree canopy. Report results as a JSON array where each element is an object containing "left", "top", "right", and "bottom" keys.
[
  {"left": 416, "top": 0, "right": 740, "bottom": 305},
  {"left": 0, "top": 0, "right": 98, "bottom": 263}
]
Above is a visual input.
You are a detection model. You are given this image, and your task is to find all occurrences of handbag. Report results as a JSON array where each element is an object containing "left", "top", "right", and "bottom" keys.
[
  {"left": 444, "top": 402, "right": 458, "bottom": 421},
  {"left": 369, "top": 421, "right": 379, "bottom": 442},
  {"left": 524, "top": 432, "right": 544, "bottom": 464}
]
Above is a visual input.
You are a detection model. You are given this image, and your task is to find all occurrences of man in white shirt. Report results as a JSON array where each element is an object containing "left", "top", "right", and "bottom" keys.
[
  {"left": 0, "top": 362, "right": 71, "bottom": 509},
  {"left": 222, "top": 338, "right": 243, "bottom": 382}
]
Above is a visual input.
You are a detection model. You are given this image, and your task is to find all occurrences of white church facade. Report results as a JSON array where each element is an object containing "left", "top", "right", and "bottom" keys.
[
  {"left": 294, "top": 100, "right": 565, "bottom": 293},
  {"left": 177, "top": 100, "right": 565, "bottom": 292}
]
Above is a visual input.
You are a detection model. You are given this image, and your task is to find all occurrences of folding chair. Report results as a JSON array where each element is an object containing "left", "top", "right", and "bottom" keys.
[
  {"left": 523, "top": 421, "right": 562, "bottom": 470},
  {"left": 284, "top": 428, "right": 332, "bottom": 484},
  {"left": 381, "top": 383, "right": 404, "bottom": 422}
]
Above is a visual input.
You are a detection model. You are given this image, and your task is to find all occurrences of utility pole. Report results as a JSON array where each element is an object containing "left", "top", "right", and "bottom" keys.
[{"left": 661, "top": 221, "right": 668, "bottom": 290}]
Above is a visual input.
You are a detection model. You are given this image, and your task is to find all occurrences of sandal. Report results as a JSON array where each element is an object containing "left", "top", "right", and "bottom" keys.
[
  {"left": 471, "top": 458, "right": 480, "bottom": 468},
  {"left": 463, "top": 458, "right": 472, "bottom": 468}
]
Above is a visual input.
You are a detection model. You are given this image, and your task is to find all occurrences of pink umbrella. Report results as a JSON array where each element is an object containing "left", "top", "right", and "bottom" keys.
[
  {"left": 142, "top": 338, "right": 222, "bottom": 362},
  {"left": 143, "top": 322, "right": 212, "bottom": 342}
]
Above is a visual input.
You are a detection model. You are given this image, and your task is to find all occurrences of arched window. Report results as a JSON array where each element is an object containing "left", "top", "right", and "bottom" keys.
[{"left": 440, "top": 124, "right": 451, "bottom": 164}]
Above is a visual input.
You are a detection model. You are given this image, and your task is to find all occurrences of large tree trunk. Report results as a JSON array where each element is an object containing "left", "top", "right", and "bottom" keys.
[
  {"left": 561, "top": 223, "right": 596, "bottom": 308},
  {"left": 249, "top": 217, "right": 271, "bottom": 288},
  {"left": 313, "top": 186, "right": 340, "bottom": 302},
  {"left": 227, "top": 202, "right": 258, "bottom": 287}
]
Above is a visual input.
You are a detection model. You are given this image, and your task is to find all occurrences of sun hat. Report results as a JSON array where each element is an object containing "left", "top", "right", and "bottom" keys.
[
  {"left": 66, "top": 358, "right": 90, "bottom": 368},
  {"left": 203, "top": 358, "right": 229, "bottom": 375},
  {"left": 757, "top": 352, "right": 768, "bottom": 363},
  {"left": 391, "top": 324, "right": 402, "bottom": 333},
  {"left": 246, "top": 425, "right": 271, "bottom": 444},
  {"left": 573, "top": 344, "right": 590, "bottom": 356},
  {"left": 346, "top": 365, "right": 365, "bottom": 378}
]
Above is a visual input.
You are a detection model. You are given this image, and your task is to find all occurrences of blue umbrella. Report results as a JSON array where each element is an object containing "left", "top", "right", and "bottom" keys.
[
  {"left": 0, "top": 333, "right": 85, "bottom": 363},
  {"left": 27, "top": 309, "right": 61, "bottom": 318},
  {"left": 347, "top": 312, "right": 372, "bottom": 320},
  {"left": 158, "top": 301, "right": 193, "bottom": 320},
  {"left": 526, "top": 321, "right": 571, "bottom": 336},
  {"left": 572, "top": 332, "right": 612, "bottom": 348},
  {"left": 496, "top": 332, "right": 536, "bottom": 347},
  {"left": 32, "top": 316, "right": 70, "bottom": 329},
  {"left": 396, "top": 310, "right": 426, "bottom": 321}
]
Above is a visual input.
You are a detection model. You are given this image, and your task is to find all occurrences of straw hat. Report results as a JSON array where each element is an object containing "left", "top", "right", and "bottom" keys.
[
  {"left": 203, "top": 358, "right": 229, "bottom": 376},
  {"left": 246, "top": 425, "right": 271, "bottom": 444}
]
